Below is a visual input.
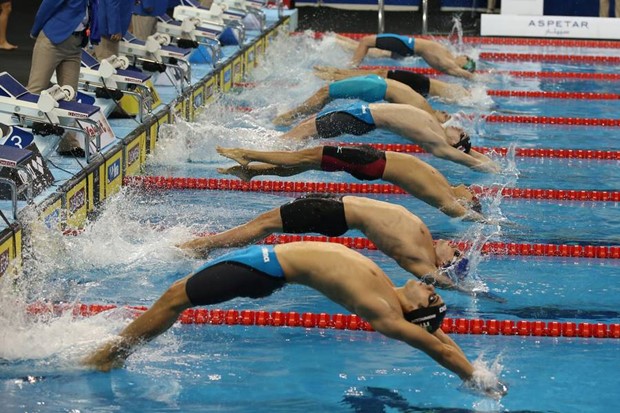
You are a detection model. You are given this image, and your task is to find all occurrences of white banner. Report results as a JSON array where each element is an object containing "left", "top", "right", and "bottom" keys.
[
  {"left": 501, "top": 0, "right": 543, "bottom": 15},
  {"left": 481, "top": 15, "right": 620, "bottom": 39}
]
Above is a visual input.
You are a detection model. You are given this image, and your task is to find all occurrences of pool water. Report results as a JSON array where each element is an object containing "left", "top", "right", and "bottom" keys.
[{"left": 0, "top": 32, "right": 619, "bottom": 412}]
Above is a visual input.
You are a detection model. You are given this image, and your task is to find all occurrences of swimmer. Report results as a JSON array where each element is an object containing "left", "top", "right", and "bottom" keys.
[
  {"left": 273, "top": 74, "right": 450, "bottom": 126},
  {"left": 216, "top": 145, "right": 486, "bottom": 221},
  {"left": 178, "top": 194, "right": 504, "bottom": 302},
  {"left": 312, "top": 66, "right": 471, "bottom": 102},
  {"left": 336, "top": 34, "right": 476, "bottom": 80},
  {"left": 279, "top": 102, "right": 500, "bottom": 174},
  {"left": 83, "top": 241, "right": 508, "bottom": 400}
]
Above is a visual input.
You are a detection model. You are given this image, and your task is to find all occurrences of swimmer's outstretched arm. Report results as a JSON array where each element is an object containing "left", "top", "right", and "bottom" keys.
[{"left": 429, "top": 144, "right": 500, "bottom": 173}]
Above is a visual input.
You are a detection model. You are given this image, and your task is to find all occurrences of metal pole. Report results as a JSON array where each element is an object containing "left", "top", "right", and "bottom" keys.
[
  {"left": 378, "top": 0, "right": 385, "bottom": 33},
  {"left": 422, "top": 0, "right": 428, "bottom": 35}
]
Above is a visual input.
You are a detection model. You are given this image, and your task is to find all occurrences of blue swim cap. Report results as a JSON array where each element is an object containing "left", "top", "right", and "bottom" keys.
[{"left": 444, "top": 256, "right": 470, "bottom": 281}]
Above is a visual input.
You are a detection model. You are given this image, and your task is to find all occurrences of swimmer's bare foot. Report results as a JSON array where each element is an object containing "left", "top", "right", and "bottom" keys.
[
  {"left": 217, "top": 166, "right": 254, "bottom": 181},
  {"left": 0, "top": 42, "right": 18, "bottom": 51},
  {"left": 216, "top": 146, "right": 250, "bottom": 167}
]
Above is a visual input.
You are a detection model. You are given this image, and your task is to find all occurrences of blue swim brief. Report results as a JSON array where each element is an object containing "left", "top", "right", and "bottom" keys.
[{"left": 328, "top": 75, "right": 387, "bottom": 102}]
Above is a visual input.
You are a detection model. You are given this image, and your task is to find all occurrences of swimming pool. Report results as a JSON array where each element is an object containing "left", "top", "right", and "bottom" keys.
[{"left": 1, "top": 32, "right": 618, "bottom": 412}]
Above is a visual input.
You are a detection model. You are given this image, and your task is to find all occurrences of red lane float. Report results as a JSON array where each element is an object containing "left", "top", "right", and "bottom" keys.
[
  {"left": 360, "top": 65, "right": 620, "bottom": 81},
  {"left": 255, "top": 234, "right": 620, "bottom": 260},
  {"left": 487, "top": 90, "right": 620, "bottom": 100},
  {"left": 351, "top": 142, "right": 620, "bottom": 160},
  {"left": 25, "top": 302, "right": 620, "bottom": 339},
  {"left": 123, "top": 176, "right": 620, "bottom": 203},
  {"left": 479, "top": 52, "right": 620, "bottom": 64},
  {"left": 332, "top": 33, "right": 620, "bottom": 49}
]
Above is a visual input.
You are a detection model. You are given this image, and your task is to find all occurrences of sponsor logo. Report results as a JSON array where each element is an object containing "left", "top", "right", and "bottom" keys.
[
  {"left": 107, "top": 159, "right": 121, "bottom": 183},
  {"left": 44, "top": 208, "right": 60, "bottom": 229},
  {"left": 529, "top": 19, "right": 589, "bottom": 29},
  {"left": 127, "top": 144, "right": 140, "bottom": 167},
  {"left": 67, "top": 111, "right": 89, "bottom": 118},
  {"left": 68, "top": 187, "right": 86, "bottom": 213},
  {"left": 0, "top": 249, "right": 8, "bottom": 276},
  {"left": 262, "top": 246, "right": 270, "bottom": 263}
]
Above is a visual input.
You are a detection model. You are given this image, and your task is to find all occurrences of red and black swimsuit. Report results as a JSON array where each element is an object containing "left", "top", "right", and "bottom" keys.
[{"left": 320, "top": 145, "right": 387, "bottom": 181}]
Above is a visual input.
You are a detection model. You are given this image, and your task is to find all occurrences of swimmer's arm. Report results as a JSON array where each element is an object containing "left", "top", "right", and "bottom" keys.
[
  {"left": 176, "top": 237, "right": 211, "bottom": 258},
  {"left": 433, "top": 328, "right": 467, "bottom": 358},
  {"left": 428, "top": 143, "right": 499, "bottom": 173},
  {"left": 444, "top": 65, "right": 476, "bottom": 81},
  {"left": 371, "top": 315, "right": 475, "bottom": 380}
]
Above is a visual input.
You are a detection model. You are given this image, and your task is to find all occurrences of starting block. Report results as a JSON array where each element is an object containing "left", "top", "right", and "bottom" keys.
[
  {"left": 156, "top": 14, "right": 224, "bottom": 67},
  {"left": 119, "top": 33, "right": 193, "bottom": 92},
  {"left": 0, "top": 124, "right": 55, "bottom": 217},
  {"left": 0, "top": 72, "right": 113, "bottom": 162},
  {"left": 79, "top": 51, "right": 160, "bottom": 121},
  {"left": 174, "top": 1, "right": 246, "bottom": 45}
]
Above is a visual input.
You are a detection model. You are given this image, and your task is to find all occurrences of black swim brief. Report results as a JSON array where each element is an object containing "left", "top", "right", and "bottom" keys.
[
  {"left": 315, "top": 111, "right": 376, "bottom": 139},
  {"left": 280, "top": 193, "right": 348, "bottom": 237},
  {"left": 185, "top": 248, "right": 286, "bottom": 306},
  {"left": 386, "top": 70, "right": 431, "bottom": 97},
  {"left": 320, "top": 145, "right": 386, "bottom": 181}
]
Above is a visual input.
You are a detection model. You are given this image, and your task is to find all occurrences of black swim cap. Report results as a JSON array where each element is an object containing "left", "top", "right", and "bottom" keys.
[
  {"left": 404, "top": 304, "right": 447, "bottom": 333},
  {"left": 452, "top": 132, "right": 472, "bottom": 154}
]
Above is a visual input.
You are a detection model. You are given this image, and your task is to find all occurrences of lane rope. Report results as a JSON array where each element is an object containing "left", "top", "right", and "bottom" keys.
[
  {"left": 351, "top": 142, "right": 620, "bottom": 160},
  {"left": 233, "top": 81, "right": 620, "bottom": 100},
  {"left": 26, "top": 302, "right": 620, "bottom": 339},
  {"left": 123, "top": 176, "right": 620, "bottom": 203},
  {"left": 330, "top": 33, "right": 620, "bottom": 49},
  {"left": 360, "top": 65, "right": 620, "bottom": 81},
  {"left": 479, "top": 52, "right": 620, "bottom": 64}
]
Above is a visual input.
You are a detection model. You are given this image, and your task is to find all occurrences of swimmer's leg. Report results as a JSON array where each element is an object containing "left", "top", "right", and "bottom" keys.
[
  {"left": 83, "top": 276, "right": 193, "bottom": 372},
  {"left": 218, "top": 164, "right": 315, "bottom": 181},
  {"left": 178, "top": 208, "right": 283, "bottom": 255},
  {"left": 313, "top": 66, "right": 387, "bottom": 81},
  {"left": 217, "top": 146, "right": 323, "bottom": 168},
  {"left": 274, "top": 86, "right": 331, "bottom": 126},
  {"left": 280, "top": 116, "right": 319, "bottom": 140},
  {"left": 350, "top": 35, "right": 378, "bottom": 67}
]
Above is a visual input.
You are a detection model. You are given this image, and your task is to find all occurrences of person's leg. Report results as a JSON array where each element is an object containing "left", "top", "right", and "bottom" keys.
[
  {"left": 130, "top": 14, "right": 157, "bottom": 40},
  {"left": 385, "top": 79, "right": 436, "bottom": 117},
  {"left": 615, "top": 0, "right": 619, "bottom": 17},
  {"left": 273, "top": 86, "right": 331, "bottom": 126},
  {"left": 82, "top": 276, "right": 193, "bottom": 371},
  {"left": 0, "top": 1, "right": 16, "bottom": 50},
  {"left": 178, "top": 208, "right": 283, "bottom": 254},
  {"left": 217, "top": 163, "right": 312, "bottom": 181},
  {"left": 313, "top": 66, "right": 387, "bottom": 81},
  {"left": 600, "top": 0, "right": 609, "bottom": 17},
  {"left": 217, "top": 146, "right": 323, "bottom": 167},
  {"left": 55, "top": 34, "right": 86, "bottom": 153},
  {"left": 94, "top": 36, "right": 120, "bottom": 61},
  {"left": 27, "top": 33, "right": 63, "bottom": 93},
  {"left": 486, "top": 0, "right": 496, "bottom": 13},
  {"left": 350, "top": 35, "right": 377, "bottom": 67},
  {"left": 280, "top": 116, "right": 320, "bottom": 140}
]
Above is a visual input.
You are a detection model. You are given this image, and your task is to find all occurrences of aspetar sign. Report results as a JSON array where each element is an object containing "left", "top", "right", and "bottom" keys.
[{"left": 481, "top": 15, "right": 620, "bottom": 39}]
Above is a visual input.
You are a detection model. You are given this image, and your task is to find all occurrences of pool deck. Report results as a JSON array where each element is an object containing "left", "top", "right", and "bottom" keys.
[{"left": 0, "top": 8, "right": 298, "bottom": 272}]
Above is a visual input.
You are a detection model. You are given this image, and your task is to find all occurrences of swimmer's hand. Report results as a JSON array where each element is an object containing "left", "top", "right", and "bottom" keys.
[
  {"left": 175, "top": 240, "right": 211, "bottom": 259},
  {"left": 472, "top": 161, "right": 501, "bottom": 174},
  {"left": 461, "top": 375, "right": 508, "bottom": 400}
]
